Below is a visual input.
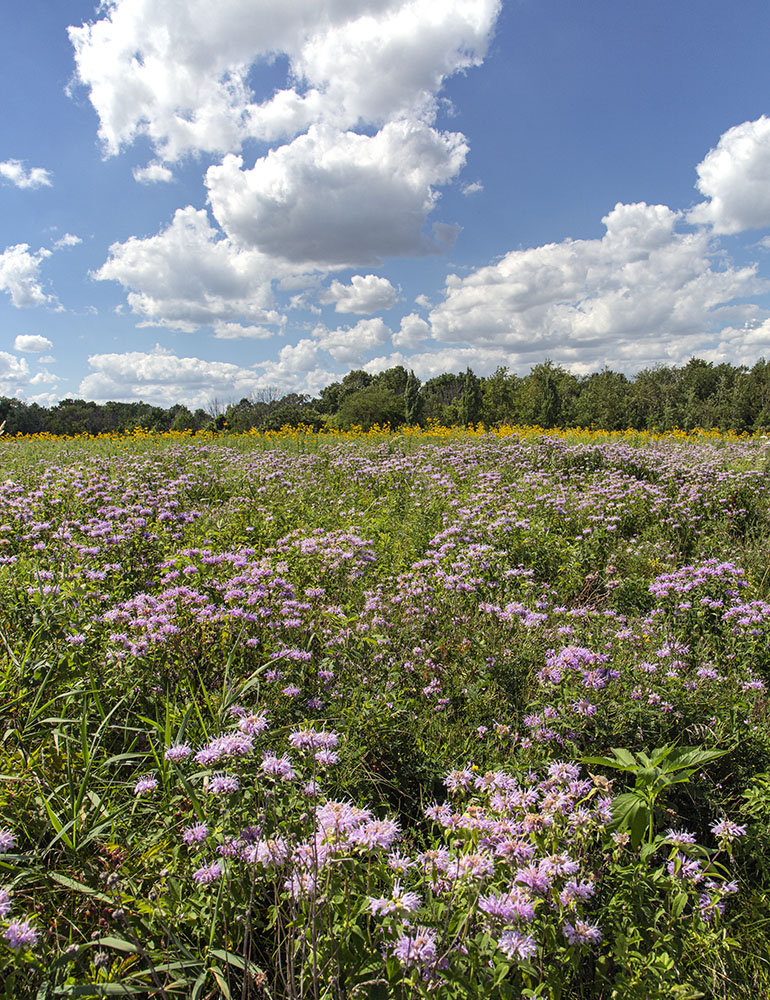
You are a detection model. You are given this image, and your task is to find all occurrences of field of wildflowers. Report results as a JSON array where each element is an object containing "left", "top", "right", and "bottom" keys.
[{"left": 1, "top": 425, "right": 769, "bottom": 998}]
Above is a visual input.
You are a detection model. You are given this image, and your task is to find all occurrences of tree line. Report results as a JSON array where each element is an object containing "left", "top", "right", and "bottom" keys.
[{"left": 3, "top": 357, "right": 770, "bottom": 436}]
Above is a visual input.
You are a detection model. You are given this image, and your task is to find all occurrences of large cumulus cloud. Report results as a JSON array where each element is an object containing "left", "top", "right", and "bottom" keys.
[
  {"left": 94, "top": 207, "right": 286, "bottom": 332},
  {"left": 205, "top": 122, "right": 467, "bottom": 265},
  {"left": 688, "top": 117, "right": 770, "bottom": 234},
  {"left": 68, "top": 0, "right": 499, "bottom": 160},
  {"left": 427, "top": 202, "right": 765, "bottom": 369}
]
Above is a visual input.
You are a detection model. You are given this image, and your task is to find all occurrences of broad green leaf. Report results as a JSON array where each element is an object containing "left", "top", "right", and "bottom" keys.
[
  {"left": 611, "top": 792, "right": 650, "bottom": 847},
  {"left": 666, "top": 748, "right": 728, "bottom": 771},
  {"left": 672, "top": 892, "right": 689, "bottom": 918},
  {"left": 581, "top": 754, "right": 631, "bottom": 771}
]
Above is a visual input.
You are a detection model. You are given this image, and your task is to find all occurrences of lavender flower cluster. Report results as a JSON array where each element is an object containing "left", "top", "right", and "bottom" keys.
[{"left": 0, "top": 829, "right": 39, "bottom": 952}]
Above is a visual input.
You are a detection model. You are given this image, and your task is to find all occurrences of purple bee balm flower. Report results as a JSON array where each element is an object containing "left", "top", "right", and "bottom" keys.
[
  {"left": 0, "top": 828, "right": 17, "bottom": 852},
  {"left": 0, "top": 887, "right": 10, "bottom": 918},
  {"left": 710, "top": 818, "right": 748, "bottom": 840},
  {"left": 194, "top": 731, "right": 254, "bottom": 765},
  {"left": 261, "top": 753, "right": 296, "bottom": 781},
  {"left": 182, "top": 822, "right": 209, "bottom": 845},
  {"left": 133, "top": 775, "right": 158, "bottom": 796},
  {"left": 289, "top": 728, "right": 339, "bottom": 751},
  {"left": 387, "top": 851, "right": 414, "bottom": 873},
  {"left": 664, "top": 828, "right": 697, "bottom": 847},
  {"left": 3, "top": 919, "right": 39, "bottom": 950},
  {"left": 559, "top": 879, "right": 596, "bottom": 906},
  {"left": 667, "top": 852, "right": 704, "bottom": 881},
  {"left": 316, "top": 800, "right": 372, "bottom": 838},
  {"left": 515, "top": 864, "right": 552, "bottom": 894},
  {"left": 563, "top": 920, "right": 603, "bottom": 946},
  {"left": 479, "top": 888, "right": 535, "bottom": 923},
  {"left": 208, "top": 773, "right": 240, "bottom": 795},
  {"left": 391, "top": 926, "right": 438, "bottom": 968},
  {"left": 368, "top": 881, "right": 422, "bottom": 916},
  {"left": 350, "top": 818, "right": 401, "bottom": 851},
  {"left": 164, "top": 743, "right": 192, "bottom": 762},
  {"left": 455, "top": 852, "right": 495, "bottom": 880},
  {"left": 547, "top": 761, "right": 581, "bottom": 783},
  {"left": 192, "top": 862, "right": 223, "bottom": 885},
  {"left": 444, "top": 768, "right": 474, "bottom": 792},
  {"left": 241, "top": 836, "right": 290, "bottom": 867},
  {"left": 238, "top": 712, "right": 269, "bottom": 735},
  {"left": 497, "top": 929, "right": 538, "bottom": 961}
]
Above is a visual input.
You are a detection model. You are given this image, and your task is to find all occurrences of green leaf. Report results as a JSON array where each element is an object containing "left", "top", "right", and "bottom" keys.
[
  {"left": 581, "top": 754, "right": 632, "bottom": 771},
  {"left": 209, "top": 949, "right": 266, "bottom": 978},
  {"left": 53, "top": 986, "right": 150, "bottom": 997},
  {"left": 191, "top": 969, "right": 209, "bottom": 1000},
  {"left": 609, "top": 748, "right": 638, "bottom": 768},
  {"left": 209, "top": 966, "right": 233, "bottom": 999},
  {"left": 635, "top": 766, "right": 659, "bottom": 787},
  {"left": 93, "top": 936, "right": 141, "bottom": 954},
  {"left": 47, "top": 872, "right": 114, "bottom": 905},
  {"left": 611, "top": 792, "right": 650, "bottom": 847},
  {"left": 666, "top": 747, "right": 728, "bottom": 771},
  {"left": 493, "top": 962, "right": 511, "bottom": 986},
  {"left": 672, "top": 892, "right": 689, "bottom": 918}
]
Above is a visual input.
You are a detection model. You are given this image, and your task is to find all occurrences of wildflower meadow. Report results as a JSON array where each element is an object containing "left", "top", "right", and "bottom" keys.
[{"left": 1, "top": 424, "right": 770, "bottom": 998}]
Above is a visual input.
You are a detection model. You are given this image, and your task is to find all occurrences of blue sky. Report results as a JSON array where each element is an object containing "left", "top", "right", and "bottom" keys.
[{"left": 3, "top": 0, "right": 770, "bottom": 408}]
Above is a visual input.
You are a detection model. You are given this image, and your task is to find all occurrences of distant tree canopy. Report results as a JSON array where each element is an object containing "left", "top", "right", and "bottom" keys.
[{"left": 3, "top": 357, "right": 770, "bottom": 436}]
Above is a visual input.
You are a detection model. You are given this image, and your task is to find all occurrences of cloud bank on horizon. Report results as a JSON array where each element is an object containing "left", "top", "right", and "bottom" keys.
[{"left": 2, "top": 0, "right": 770, "bottom": 407}]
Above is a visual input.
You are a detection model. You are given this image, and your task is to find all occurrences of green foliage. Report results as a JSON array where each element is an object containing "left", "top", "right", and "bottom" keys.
[
  {"left": 459, "top": 367, "right": 482, "bottom": 426},
  {"left": 333, "top": 383, "right": 406, "bottom": 430},
  {"left": 583, "top": 746, "right": 728, "bottom": 847},
  {"left": 404, "top": 369, "right": 422, "bottom": 426},
  {"left": 5, "top": 355, "right": 770, "bottom": 435}
]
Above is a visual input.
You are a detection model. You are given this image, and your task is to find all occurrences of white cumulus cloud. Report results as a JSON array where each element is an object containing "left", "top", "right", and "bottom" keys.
[
  {"left": 29, "top": 370, "right": 61, "bottom": 386},
  {"left": 94, "top": 206, "right": 286, "bottom": 332},
  {"left": 0, "top": 352, "right": 30, "bottom": 380},
  {"left": 13, "top": 334, "right": 53, "bottom": 353},
  {"left": 252, "top": 338, "right": 337, "bottom": 396},
  {"left": 133, "top": 162, "right": 175, "bottom": 184},
  {"left": 392, "top": 312, "right": 430, "bottom": 348},
  {"left": 0, "top": 244, "right": 53, "bottom": 308},
  {"left": 321, "top": 274, "right": 398, "bottom": 313},
  {"left": 53, "top": 233, "right": 82, "bottom": 249},
  {"left": 688, "top": 117, "right": 770, "bottom": 234},
  {"left": 206, "top": 121, "right": 468, "bottom": 265},
  {"left": 314, "top": 317, "right": 391, "bottom": 365},
  {"left": 364, "top": 345, "right": 508, "bottom": 379},
  {"left": 428, "top": 202, "right": 764, "bottom": 370},
  {"left": 0, "top": 351, "right": 32, "bottom": 398},
  {"left": 695, "top": 318, "right": 770, "bottom": 367},
  {"left": 79, "top": 345, "right": 268, "bottom": 408},
  {"left": 213, "top": 322, "right": 276, "bottom": 340},
  {"left": 68, "top": 0, "right": 499, "bottom": 160},
  {"left": 0, "top": 159, "right": 53, "bottom": 189}
]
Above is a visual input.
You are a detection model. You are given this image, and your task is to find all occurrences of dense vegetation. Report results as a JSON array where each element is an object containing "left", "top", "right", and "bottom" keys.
[
  {"left": 1, "top": 426, "right": 770, "bottom": 998},
  {"left": 5, "top": 356, "right": 770, "bottom": 437}
]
